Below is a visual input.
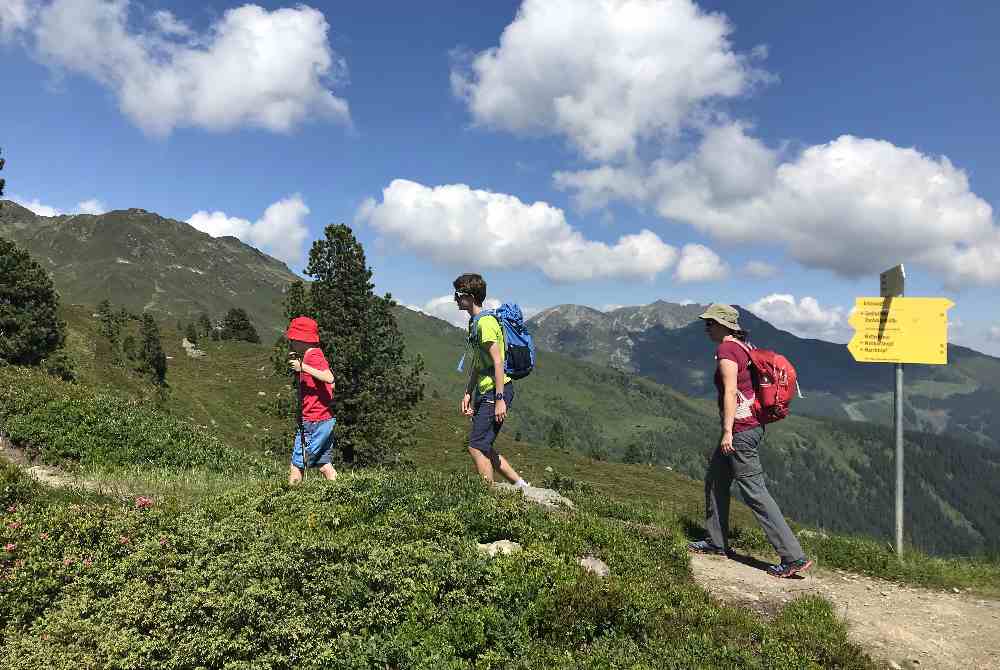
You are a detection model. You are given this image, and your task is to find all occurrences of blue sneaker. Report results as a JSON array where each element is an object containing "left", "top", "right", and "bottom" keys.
[
  {"left": 767, "top": 558, "right": 813, "bottom": 578},
  {"left": 688, "top": 540, "right": 730, "bottom": 556}
]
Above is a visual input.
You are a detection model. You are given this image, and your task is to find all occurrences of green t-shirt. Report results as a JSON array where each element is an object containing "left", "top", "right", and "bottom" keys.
[{"left": 467, "top": 314, "right": 511, "bottom": 395}]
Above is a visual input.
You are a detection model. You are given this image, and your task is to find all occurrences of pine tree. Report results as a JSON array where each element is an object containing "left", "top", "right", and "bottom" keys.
[
  {"left": 0, "top": 237, "right": 65, "bottom": 365},
  {"left": 284, "top": 280, "right": 312, "bottom": 319},
  {"left": 122, "top": 334, "right": 137, "bottom": 360},
  {"left": 623, "top": 441, "right": 644, "bottom": 464},
  {"left": 547, "top": 419, "right": 567, "bottom": 451},
  {"left": 305, "top": 224, "right": 424, "bottom": 464},
  {"left": 220, "top": 308, "right": 260, "bottom": 343},
  {"left": 197, "top": 312, "right": 213, "bottom": 339},
  {"left": 185, "top": 322, "right": 199, "bottom": 344},
  {"left": 138, "top": 313, "right": 167, "bottom": 385}
]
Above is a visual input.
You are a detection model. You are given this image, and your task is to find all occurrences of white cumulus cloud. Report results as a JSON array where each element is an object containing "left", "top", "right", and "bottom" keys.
[
  {"left": 988, "top": 325, "right": 1000, "bottom": 343},
  {"left": 452, "top": 0, "right": 769, "bottom": 161},
  {"left": 745, "top": 260, "right": 778, "bottom": 278},
  {"left": 674, "top": 243, "right": 728, "bottom": 283},
  {"left": 76, "top": 198, "right": 106, "bottom": 214},
  {"left": 23, "top": 0, "right": 350, "bottom": 136},
  {"left": 558, "top": 125, "right": 997, "bottom": 288},
  {"left": 356, "top": 179, "right": 683, "bottom": 283},
  {"left": 0, "top": 0, "right": 35, "bottom": 38},
  {"left": 15, "top": 197, "right": 62, "bottom": 217},
  {"left": 12, "top": 195, "right": 108, "bottom": 216},
  {"left": 748, "top": 294, "right": 847, "bottom": 341},
  {"left": 404, "top": 295, "right": 501, "bottom": 329},
  {"left": 187, "top": 195, "right": 310, "bottom": 269}
]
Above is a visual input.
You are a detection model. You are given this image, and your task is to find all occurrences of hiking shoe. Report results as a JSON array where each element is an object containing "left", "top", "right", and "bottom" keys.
[
  {"left": 767, "top": 558, "right": 814, "bottom": 578},
  {"left": 688, "top": 540, "right": 730, "bottom": 556}
]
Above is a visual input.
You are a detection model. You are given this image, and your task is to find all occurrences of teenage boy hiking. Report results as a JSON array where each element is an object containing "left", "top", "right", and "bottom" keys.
[
  {"left": 454, "top": 273, "right": 530, "bottom": 488},
  {"left": 286, "top": 316, "right": 338, "bottom": 485},
  {"left": 689, "top": 303, "right": 813, "bottom": 579}
]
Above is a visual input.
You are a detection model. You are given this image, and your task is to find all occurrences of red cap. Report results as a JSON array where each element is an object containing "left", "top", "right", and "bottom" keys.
[{"left": 286, "top": 316, "right": 320, "bottom": 344}]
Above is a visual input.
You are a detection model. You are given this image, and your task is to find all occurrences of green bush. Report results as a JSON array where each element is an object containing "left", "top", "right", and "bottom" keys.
[
  {"left": 42, "top": 350, "right": 76, "bottom": 382},
  {"left": 0, "top": 365, "right": 241, "bottom": 471},
  {"left": 540, "top": 469, "right": 594, "bottom": 494},
  {"left": 0, "top": 470, "right": 876, "bottom": 669},
  {"left": 0, "top": 459, "right": 38, "bottom": 509}
]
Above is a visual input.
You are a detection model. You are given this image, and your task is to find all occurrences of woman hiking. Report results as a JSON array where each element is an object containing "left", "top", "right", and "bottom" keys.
[
  {"left": 688, "top": 303, "right": 813, "bottom": 579},
  {"left": 286, "top": 316, "right": 338, "bottom": 485}
]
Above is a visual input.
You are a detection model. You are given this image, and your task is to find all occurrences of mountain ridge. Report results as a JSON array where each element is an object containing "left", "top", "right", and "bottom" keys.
[
  {"left": 0, "top": 200, "right": 298, "bottom": 334},
  {"left": 529, "top": 300, "right": 1000, "bottom": 449}
]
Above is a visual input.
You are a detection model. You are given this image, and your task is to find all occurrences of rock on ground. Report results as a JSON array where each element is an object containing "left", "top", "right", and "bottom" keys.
[
  {"left": 477, "top": 540, "right": 522, "bottom": 558},
  {"left": 181, "top": 338, "right": 206, "bottom": 358},
  {"left": 578, "top": 556, "right": 610, "bottom": 577},
  {"left": 493, "top": 482, "right": 575, "bottom": 510},
  {"left": 690, "top": 552, "right": 1000, "bottom": 670}
]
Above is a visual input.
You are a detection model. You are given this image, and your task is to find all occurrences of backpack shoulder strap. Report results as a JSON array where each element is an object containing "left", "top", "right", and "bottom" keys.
[
  {"left": 727, "top": 338, "right": 757, "bottom": 376},
  {"left": 469, "top": 310, "right": 498, "bottom": 343},
  {"left": 729, "top": 338, "right": 753, "bottom": 357}
]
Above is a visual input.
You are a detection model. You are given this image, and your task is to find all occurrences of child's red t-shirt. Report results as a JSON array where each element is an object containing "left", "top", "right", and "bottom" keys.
[{"left": 299, "top": 348, "right": 334, "bottom": 422}]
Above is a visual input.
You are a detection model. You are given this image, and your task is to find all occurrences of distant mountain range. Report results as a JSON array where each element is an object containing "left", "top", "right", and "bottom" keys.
[
  {"left": 0, "top": 200, "right": 297, "bottom": 335},
  {"left": 4, "top": 197, "right": 998, "bottom": 449},
  {"left": 529, "top": 303, "right": 1000, "bottom": 450},
  {"left": 2, "top": 198, "right": 996, "bottom": 554},
  {"left": 400, "top": 305, "right": 1000, "bottom": 557}
]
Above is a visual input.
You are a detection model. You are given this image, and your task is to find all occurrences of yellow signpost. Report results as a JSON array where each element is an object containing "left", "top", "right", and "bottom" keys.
[
  {"left": 848, "top": 264, "right": 955, "bottom": 556},
  {"left": 847, "top": 297, "right": 955, "bottom": 365}
]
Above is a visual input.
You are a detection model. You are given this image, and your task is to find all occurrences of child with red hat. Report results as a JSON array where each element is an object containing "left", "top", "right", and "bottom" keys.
[{"left": 286, "top": 316, "right": 337, "bottom": 484}]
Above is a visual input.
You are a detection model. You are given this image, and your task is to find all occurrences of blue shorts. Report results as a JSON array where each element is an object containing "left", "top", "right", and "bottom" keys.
[
  {"left": 290, "top": 417, "right": 336, "bottom": 469},
  {"left": 469, "top": 385, "right": 514, "bottom": 455}
]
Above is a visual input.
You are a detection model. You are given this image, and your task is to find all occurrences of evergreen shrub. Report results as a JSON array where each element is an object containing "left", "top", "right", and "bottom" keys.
[{"left": 0, "top": 366, "right": 239, "bottom": 470}]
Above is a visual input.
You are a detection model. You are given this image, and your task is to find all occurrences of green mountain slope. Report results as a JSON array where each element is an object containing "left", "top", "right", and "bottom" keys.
[
  {"left": 530, "top": 302, "right": 1000, "bottom": 449},
  {"left": 54, "top": 301, "right": 1000, "bottom": 556},
  {"left": 397, "top": 306, "right": 1000, "bottom": 557},
  {"left": 0, "top": 200, "right": 297, "bottom": 336}
]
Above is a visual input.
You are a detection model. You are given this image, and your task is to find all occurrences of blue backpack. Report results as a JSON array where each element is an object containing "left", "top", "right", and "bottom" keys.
[{"left": 470, "top": 303, "right": 536, "bottom": 380}]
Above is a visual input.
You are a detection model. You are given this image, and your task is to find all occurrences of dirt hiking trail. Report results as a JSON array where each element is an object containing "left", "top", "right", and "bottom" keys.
[
  {"left": 691, "top": 552, "right": 1000, "bottom": 669},
  {"left": 1, "top": 438, "right": 132, "bottom": 500}
]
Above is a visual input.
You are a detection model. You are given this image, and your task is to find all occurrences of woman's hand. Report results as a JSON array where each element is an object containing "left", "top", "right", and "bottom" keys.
[
  {"left": 461, "top": 393, "right": 473, "bottom": 416},
  {"left": 720, "top": 430, "right": 734, "bottom": 455},
  {"left": 288, "top": 358, "right": 302, "bottom": 373},
  {"left": 495, "top": 397, "right": 507, "bottom": 423}
]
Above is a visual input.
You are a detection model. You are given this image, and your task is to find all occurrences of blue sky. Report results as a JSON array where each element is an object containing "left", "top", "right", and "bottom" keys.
[{"left": 2, "top": 0, "right": 999, "bottom": 355}]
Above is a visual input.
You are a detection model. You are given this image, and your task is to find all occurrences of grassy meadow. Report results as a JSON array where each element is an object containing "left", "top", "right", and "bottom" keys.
[{"left": 1, "top": 303, "right": 999, "bottom": 667}]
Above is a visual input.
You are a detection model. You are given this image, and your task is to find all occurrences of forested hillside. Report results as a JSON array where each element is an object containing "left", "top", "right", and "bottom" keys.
[{"left": 399, "top": 306, "right": 1000, "bottom": 557}]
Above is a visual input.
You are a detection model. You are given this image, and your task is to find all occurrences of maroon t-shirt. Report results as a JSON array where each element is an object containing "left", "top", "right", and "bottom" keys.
[{"left": 714, "top": 340, "right": 760, "bottom": 433}]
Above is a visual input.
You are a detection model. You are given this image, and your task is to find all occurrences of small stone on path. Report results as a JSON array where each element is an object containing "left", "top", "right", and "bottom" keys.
[
  {"left": 493, "top": 482, "right": 575, "bottom": 510},
  {"left": 477, "top": 540, "right": 522, "bottom": 558},
  {"left": 578, "top": 556, "right": 610, "bottom": 577}
]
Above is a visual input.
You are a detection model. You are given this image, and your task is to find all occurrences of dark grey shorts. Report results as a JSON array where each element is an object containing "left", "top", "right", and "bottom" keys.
[{"left": 469, "top": 385, "right": 514, "bottom": 454}]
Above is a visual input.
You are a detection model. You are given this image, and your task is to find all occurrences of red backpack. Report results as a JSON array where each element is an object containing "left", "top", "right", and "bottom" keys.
[{"left": 734, "top": 341, "right": 801, "bottom": 424}]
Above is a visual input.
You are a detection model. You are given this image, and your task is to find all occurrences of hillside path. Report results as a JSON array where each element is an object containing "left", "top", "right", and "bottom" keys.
[
  {"left": 1, "top": 438, "right": 131, "bottom": 500},
  {"left": 691, "top": 552, "right": 1000, "bottom": 670}
]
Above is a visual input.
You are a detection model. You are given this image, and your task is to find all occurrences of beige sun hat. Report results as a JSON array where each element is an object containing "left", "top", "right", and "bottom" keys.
[{"left": 698, "top": 303, "right": 742, "bottom": 332}]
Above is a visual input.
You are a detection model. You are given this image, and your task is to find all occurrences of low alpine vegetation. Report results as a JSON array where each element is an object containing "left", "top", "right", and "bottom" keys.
[
  {"left": 1, "top": 469, "right": 876, "bottom": 669},
  {"left": 0, "top": 365, "right": 241, "bottom": 471}
]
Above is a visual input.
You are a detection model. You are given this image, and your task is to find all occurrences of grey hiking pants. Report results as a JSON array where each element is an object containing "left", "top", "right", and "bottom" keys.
[{"left": 704, "top": 426, "right": 805, "bottom": 563}]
